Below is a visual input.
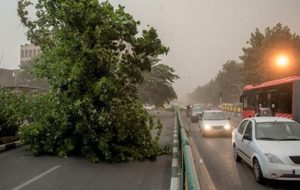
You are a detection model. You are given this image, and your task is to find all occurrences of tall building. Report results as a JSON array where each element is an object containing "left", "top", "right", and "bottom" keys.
[{"left": 20, "top": 44, "right": 41, "bottom": 65}]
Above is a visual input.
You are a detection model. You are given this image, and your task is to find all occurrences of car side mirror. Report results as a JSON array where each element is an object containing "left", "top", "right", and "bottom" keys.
[{"left": 243, "top": 134, "right": 252, "bottom": 141}]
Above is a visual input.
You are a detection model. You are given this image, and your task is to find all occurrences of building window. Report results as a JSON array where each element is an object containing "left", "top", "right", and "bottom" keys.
[
  {"left": 21, "top": 50, "right": 24, "bottom": 58},
  {"left": 29, "top": 50, "right": 32, "bottom": 57},
  {"left": 25, "top": 50, "right": 28, "bottom": 57}
]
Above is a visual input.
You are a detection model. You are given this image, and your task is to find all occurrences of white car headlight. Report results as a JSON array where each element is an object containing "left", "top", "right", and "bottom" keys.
[
  {"left": 204, "top": 124, "right": 211, "bottom": 130},
  {"left": 265, "top": 153, "right": 283, "bottom": 164},
  {"left": 224, "top": 124, "right": 231, "bottom": 130}
]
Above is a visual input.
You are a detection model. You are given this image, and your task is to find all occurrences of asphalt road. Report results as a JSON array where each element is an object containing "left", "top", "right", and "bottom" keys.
[
  {"left": 181, "top": 112, "right": 300, "bottom": 190},
  {"left": 0, "top": 111, "right": 174, "bottom": 190}
]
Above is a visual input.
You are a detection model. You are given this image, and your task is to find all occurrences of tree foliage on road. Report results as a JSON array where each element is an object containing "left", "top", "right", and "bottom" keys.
[
  {"left": 138, "top": 64, "right": 178, "bottom": 107},
  {"left": 189, "top": 23, "right": 300, "bottom": 104},
  {"left": 18, "top": 0, "right": 169, "bottom": 162}
]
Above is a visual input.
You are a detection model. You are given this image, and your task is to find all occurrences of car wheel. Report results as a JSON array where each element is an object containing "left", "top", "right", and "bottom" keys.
[
  {"left": 253, "top": 158, "right": 265, "bottom": 184},
  {"left": 233, "top": 145, "right": 241, "bottom": 162}
]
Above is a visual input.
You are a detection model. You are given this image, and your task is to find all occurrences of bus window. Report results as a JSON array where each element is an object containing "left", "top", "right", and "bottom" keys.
[
  {"left": 245, "top": 94, "right": 256, "bottom": 109},
  {"left": 258, "top": 93, "right": 267, "bottom": 107},
  {"left": 278, "top": 90, "right": 292, "bottom": 113}
]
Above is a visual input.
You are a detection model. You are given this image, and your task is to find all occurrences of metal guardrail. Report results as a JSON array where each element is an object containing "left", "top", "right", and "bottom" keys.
[{"left": 170, "top": 111, "right": 200, "bottom": 190}]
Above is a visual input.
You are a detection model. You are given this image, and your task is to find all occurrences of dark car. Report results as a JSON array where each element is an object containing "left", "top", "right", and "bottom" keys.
[{"left": 190, "top": 105, "right": 204, "bottom": 123}]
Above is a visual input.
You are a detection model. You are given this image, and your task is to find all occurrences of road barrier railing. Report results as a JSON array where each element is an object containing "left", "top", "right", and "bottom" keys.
[{"left": 170, "top": 111, "right": 200, "bottom": 190}]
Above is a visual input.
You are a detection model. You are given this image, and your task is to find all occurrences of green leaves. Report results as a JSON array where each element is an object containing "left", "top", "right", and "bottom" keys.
[
  {"left": 190, "top": 23, "right": 300, "bottom": 105},
  {"left": 241, "top": 23, "right": 300, "bottom": 84},
  {"left": 18, "top": 0, "right": 169, "bottom": 162},
  {"left": 138, "top": 64, "right": 178, "bottom": 107}
]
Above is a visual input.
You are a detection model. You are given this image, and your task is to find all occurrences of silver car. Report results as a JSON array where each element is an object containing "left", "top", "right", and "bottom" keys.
[{"left": 199, "top": 110, "right": 231, "bottom": 137}]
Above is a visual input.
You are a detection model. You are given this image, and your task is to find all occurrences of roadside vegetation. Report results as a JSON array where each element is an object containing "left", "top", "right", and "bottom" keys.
[
  {"left": 0, "top": 0, "right": 179, "bottom": 162},
  {"left": 189, "top": 23, "right": 300, "bottom": 104}
]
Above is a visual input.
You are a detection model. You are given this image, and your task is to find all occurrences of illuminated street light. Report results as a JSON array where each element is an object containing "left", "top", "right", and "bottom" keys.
[{"left": 276, "top": 55, "right": 289, "bottom": 67}]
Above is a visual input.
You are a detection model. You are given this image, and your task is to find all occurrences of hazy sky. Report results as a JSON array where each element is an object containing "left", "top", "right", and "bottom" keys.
[{"left": 1, "top": 0, "right": 300, "bottom": 100}]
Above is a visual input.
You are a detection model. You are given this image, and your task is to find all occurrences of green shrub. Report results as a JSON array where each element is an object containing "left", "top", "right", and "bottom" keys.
[
  {"left": 21, "top": 92, "right": 162, "bottom": 162},
  {"left": 0, "top": 89, "right": 21, "bottom": 137}
]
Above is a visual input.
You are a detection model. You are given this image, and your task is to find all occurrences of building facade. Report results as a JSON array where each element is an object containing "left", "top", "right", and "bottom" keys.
[{"left": 20, "top": 44, "right": 41, "bottom": 65}]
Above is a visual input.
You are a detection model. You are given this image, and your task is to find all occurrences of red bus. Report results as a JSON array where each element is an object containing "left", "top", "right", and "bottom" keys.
[{"left": 240, "top": 76, "right": 300, "bottom": 122}]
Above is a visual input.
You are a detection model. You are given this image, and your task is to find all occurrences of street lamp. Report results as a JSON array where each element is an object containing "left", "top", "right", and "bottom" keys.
[{"left": 275, "top": 54, "right": 289, "bottom": 68}]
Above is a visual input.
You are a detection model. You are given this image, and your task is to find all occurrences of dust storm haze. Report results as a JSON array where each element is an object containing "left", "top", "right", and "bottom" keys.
[{"left": 1, "top": 0, "right": 300, "bottom": 102}]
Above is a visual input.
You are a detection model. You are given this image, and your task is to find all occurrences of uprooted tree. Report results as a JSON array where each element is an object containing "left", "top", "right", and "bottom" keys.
[{"left": 18, "top": 0, "right": 169, "bottom": 162}]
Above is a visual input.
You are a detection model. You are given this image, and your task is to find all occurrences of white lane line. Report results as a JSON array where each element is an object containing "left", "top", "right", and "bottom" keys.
[{"left": 11, "top": 165, "right": 61, "bottom": 190}]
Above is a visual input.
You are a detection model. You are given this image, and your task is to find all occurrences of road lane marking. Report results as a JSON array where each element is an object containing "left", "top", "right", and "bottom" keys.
[
  {"left": 11, "top": 165, "right": 61, "bottom": 190},
  {"left": 150, "top": 177, "right": 162, "bottom": 190}
]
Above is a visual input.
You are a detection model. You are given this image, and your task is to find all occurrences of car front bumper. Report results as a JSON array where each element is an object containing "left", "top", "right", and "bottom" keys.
[
  {"left": 202, "top": 128, "right": 232, "bottom": 136},
  {"left": 262, "top": 163, "right": 300, "bottom": 181}
]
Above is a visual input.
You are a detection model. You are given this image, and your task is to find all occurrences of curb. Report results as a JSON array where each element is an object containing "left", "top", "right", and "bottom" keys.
[
  {"left": 170, "top": 115, "right": 180, "bottom": 190},
  {"left": 0, "top": 140, "right": 22, "bottom": 153}
]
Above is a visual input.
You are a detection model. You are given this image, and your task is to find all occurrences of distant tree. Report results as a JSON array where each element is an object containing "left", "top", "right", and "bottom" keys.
[
  {"left": 240, "top": 23, "right": 300, "bottom": 84},
  {"left": 188, "top": 79, "right": 220, "bottom": 105},
  {"left": 18, "top": 0, "right": 168, "bottom": 162},
  {"left": 138, "top": 64, "right": 178, "bottom": 107},
  {"left": 215, "top": 60, "right": 243, "bottom": 103}
]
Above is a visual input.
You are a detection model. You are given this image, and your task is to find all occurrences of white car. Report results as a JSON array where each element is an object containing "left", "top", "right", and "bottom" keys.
[
  {"left": 232, "top": 117, "right": 300, "bottom": 183},
  {"left": 199, "top": 110, "right": 232, "bottom": 136}
]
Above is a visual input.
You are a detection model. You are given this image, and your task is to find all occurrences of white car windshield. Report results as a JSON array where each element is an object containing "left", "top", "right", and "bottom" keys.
[
  {"left": 203, "top": 112, "right": 226, "bottom": 120},
  {"left": 256, "top": 122, "right": 300, "bottom": 141}
]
